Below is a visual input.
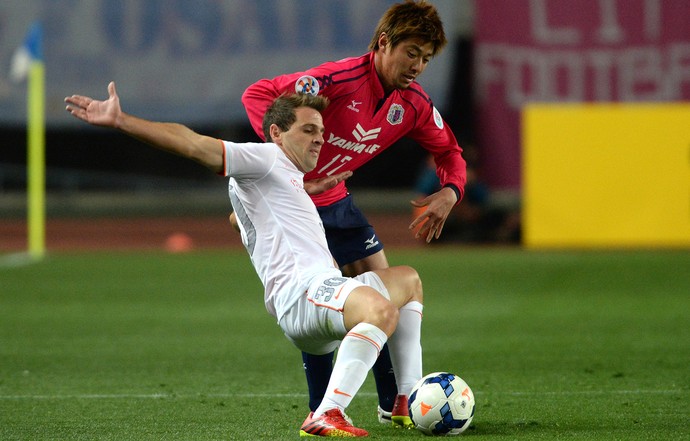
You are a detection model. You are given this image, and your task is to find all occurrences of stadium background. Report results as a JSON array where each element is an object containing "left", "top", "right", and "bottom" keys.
[
  {"left": 1, "top": 0, "right": 689, "bottom": 250},
  {"left": 2, "top": 3, "right": 689, "bottom": 439}
]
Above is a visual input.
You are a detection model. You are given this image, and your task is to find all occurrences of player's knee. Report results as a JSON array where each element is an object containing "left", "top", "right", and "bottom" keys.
[
  {"left": 400, "top": 265, "right": 423, "bottom": 304},
  {"left": 369, "top": 299, "right": 399, "bottom": 336}
]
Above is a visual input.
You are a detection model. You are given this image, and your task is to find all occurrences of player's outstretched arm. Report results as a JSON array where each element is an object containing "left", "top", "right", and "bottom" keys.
[{"left": 65, "top": 82, "right": 224, "bottom": 173}]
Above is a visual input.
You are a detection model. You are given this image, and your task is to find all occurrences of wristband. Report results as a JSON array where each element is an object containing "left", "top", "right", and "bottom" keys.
[{"left": 442, "top": 184, "right": 462, "bottom": 205}]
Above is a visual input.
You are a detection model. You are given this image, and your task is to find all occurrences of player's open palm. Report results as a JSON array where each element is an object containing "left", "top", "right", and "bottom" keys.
[
  {"left": 65, "top": 81, "right": 122, "bottom": 128},
  {"left": 410, "top": 186, "right": 457, "bottom": 242}
]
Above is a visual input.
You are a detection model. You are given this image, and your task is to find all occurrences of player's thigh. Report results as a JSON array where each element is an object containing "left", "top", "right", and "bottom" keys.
[
  {"left": 371, "top": 266, "right": 423, "bottom": 308},
  {"left": 342, "top": 284, "right": 398, "bottom": 336},
  {"left": 341, "top": 249, "right": 389, "bottom": 277}
]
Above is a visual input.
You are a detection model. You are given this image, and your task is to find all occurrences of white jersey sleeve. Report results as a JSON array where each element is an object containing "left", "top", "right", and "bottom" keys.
[{"left": 222, "top": 141, "right": 275, "bottom": 179}]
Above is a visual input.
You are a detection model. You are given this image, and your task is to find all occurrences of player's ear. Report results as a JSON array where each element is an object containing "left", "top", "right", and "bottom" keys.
[
  {"left": 377, "top": 33, "right": 389, "bottom": 51},
  {"left": 269, "top": 123, "right": 282, "bottom": 144}
]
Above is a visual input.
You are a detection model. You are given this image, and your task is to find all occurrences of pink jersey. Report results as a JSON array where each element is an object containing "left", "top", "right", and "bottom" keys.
[{"left": 242, "top": 52, "right": 466, "bottom": 207}]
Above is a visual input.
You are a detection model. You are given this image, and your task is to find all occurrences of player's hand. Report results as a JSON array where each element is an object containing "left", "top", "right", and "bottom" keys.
[
  {"left": 303, "top": 171, "right": 353, "bottom": 195},
  {"left": 228, "top": 212, "right": 240, "bottom": 233},
  {"left": 64, "top": 81, "right": 122, "bottom": 128},
  {"left": 409, "top": 187, "right": 458, "bottom": 243}
]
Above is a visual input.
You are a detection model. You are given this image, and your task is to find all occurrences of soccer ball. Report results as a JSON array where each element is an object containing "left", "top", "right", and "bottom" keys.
[{"left": 408, "top": 372, "right": 475, "bottom": 436}]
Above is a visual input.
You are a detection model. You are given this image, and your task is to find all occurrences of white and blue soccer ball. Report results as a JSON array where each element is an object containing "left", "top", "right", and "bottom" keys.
[{"left": 408, "top": 372, "right": 475, "bottom": 436}]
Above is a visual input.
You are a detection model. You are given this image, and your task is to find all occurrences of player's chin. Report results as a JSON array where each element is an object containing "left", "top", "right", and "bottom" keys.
[
  {"left": 398, "top": 76, "right": 415, "bottom": 89},
  {"left": 305, "top": 159, "right": 318, "bottom": 172}
]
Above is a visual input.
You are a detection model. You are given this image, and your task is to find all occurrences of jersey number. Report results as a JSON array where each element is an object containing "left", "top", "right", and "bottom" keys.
[
  {"left": 318, "top": 154, "right": 352, "bottom": 175},
  {"left": 313, "top": 277, "right": 348, "bottom": 302}
]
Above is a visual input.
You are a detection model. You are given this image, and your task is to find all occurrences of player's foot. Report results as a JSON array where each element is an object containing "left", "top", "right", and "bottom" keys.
[
  {"left": 391, "top": 394, "right": 414, "bottom": 429},
  {"left": 377, "top": 406, "right": 392, "bottom": 424},
  {"left": 302, "top": 412, "right": 315, "bottom": 428},
  {"left": 303, "top": 410, "right": 354, "bottom": 428},
  {"left": 299, "top": 408, "right": 368, "bottom": 437}
]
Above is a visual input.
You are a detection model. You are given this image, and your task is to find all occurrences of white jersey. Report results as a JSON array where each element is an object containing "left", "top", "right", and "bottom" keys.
[{"left": 221, "top": 141, "right": 340, "bottom": 320}]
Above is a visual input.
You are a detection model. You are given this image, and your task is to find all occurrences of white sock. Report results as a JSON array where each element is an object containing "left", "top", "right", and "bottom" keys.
[
  {"left": 387, "top": 301, "right": 423, "bottom": 396},
  {"left": 314, "top": 323, "right": 388, "bottom": 417}
]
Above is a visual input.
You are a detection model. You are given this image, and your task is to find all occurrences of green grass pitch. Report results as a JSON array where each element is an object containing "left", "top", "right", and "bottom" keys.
[{"left": 2, "top": 248, "right": 689, "bottom": 440}]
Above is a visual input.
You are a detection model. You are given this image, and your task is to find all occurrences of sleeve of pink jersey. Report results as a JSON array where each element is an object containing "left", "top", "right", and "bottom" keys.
[
  {"left": 409, "top": 107, "right": 468, "bottom": 203},
  {"left": 241, "top": 73, "right": 306, "bottom": 141}
]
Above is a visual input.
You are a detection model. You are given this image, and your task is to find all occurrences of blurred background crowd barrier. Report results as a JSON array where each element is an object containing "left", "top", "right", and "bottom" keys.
[{"left": 1, "top": 1, "right": 689, "bottom": 248}]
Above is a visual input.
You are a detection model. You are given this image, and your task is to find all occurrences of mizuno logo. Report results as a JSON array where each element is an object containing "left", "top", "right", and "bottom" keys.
[
  {"left": 352, "top": 124, "right": 381, "bottom": 142},
  {"left": 347, "top": 100, "right": 362, "bottom": 112},
  {"left": 364, "top": 234, "right": 379, "bottom": 250}
]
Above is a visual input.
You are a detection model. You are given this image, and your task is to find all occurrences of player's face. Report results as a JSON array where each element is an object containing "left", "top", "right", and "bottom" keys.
[
  {"left": 376, "top": 36, "right": 434, "bottom": 93},
  {"left": 276, "top": 107, "right": 325, "bottom": 173}
]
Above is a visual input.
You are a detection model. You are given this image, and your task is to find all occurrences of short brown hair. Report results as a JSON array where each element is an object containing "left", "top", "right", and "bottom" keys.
[
  {"left": 262, "top": 93, "right": 330, "bottom": 141},
  {"left": 368, "top": 0, "right": 447, "bottom": 56}
]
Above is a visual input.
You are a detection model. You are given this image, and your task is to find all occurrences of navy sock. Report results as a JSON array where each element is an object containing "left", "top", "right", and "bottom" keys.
[
  {"left": 302, "top": 345, "right": 398, "bottom": 412},
  {"left": 302, "top": 351, "right": 334, "bottom": 412},
  {"left": 372, "top": 343, "right": 398, "bottom": 412}
]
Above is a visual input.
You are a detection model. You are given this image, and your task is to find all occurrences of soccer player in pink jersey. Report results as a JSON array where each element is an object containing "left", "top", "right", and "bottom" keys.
[{"left": 239, "top": 0, "right": 467, "bottom": 429}]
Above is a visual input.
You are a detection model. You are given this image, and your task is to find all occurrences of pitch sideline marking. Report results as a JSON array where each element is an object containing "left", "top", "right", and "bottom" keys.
[
  {"left": 0, "top": 252, "right": 41, "bottom": 268},
  {"left": 0, "top": 390, "right": 685, "bottom": 401}
]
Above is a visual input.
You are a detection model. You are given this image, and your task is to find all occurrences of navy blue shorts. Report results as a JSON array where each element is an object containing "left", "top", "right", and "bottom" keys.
[{"left": 316, "top": 194, "right": 384, "bottom": 267}]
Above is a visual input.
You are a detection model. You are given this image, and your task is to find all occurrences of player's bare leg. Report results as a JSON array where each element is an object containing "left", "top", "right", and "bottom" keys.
[
  {"left": 371, "top": 266, "right": 424, "bottom": 428},
  {"left": 340, "top": 249, "right": 389, "bottom": 278},
  {"left": 341, "top": 250, "right": 400, "bottom": 424}
]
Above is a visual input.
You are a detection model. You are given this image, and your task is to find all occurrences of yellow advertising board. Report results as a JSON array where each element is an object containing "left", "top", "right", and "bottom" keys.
[{"left": 522, "top": 104, "right": 690, "bottom": 248}]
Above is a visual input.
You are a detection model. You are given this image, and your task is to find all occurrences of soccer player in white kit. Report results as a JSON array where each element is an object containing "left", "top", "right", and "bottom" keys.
[{"left": 65, "top": 83, "right": 424, "bottom": 437}]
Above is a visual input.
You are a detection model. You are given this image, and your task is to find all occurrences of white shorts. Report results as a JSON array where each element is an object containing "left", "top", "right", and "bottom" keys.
[{"left": 278, "top": 271, "right": 389, "bottom": 355}]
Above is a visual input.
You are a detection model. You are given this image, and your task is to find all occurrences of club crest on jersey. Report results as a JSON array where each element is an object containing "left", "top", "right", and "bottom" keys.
[
  {"left": 295, "top": 75, "right": 320, "bottom": 96},
  {"left": 290, "top": 178, "right": 306, "bottom": 194},
  {"left": 387, "top": 103, "right": 404, "bottom": 125},
  {"left": 433, "top": 106, "right": 444, "bottom": 129}
]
